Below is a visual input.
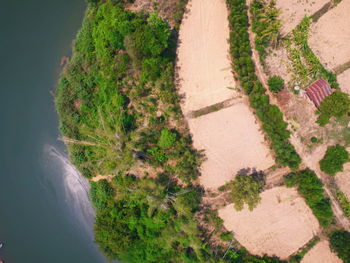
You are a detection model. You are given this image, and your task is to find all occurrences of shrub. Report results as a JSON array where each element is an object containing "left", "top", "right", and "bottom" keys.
[
  {"left": 319, "top": 145, "right": 349, "bottom": 176},
  {"left": 268, "top": 76, "right": 284, "bottom": 93},
  {"left": 319, "top": 91, "right": 350, "bottom": 124},
  {"left": 329, "top": 230, "right": 350, "bottom": 263},
  {"left": 220, "top": 232, "right": 233, "bottom": 241},
  {"left": 157, "top": 129, "right": 177, "bottom": 149},
  {"left": 310, "top": 137, "right": 318, "bottom": 143},
  {"left": 230, "top": 174, "right": 264, "bottom": 211},
  {"left": 90, "top": 180, "right": 114, "bottom": 211}
]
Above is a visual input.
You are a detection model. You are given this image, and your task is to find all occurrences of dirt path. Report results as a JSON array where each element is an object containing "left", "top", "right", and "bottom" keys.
[{"left": 247, "top": 0, "right": 350, "bottom": 231}]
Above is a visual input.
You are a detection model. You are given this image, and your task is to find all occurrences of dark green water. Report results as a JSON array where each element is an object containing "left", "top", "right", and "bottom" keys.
[{"left": 0, "top": 0, "right": 106, "bottom": 262}]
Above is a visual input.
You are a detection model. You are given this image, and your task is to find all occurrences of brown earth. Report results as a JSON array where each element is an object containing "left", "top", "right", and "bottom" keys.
[
  {"left": 337, "top": 68, "right": 350, "bottom": 95},
  {"left": 301, "top": 240, "right": 342, "bottom": 263},
  {"left": 309, "top": 0, "right": 350, "bottom": 71},
  {"left": 219, "top": 187, "right": 320, "bottom": 259}
]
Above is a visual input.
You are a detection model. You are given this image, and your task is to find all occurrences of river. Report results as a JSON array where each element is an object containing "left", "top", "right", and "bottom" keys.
[{"left": 0, "top": 0, "right": 106, "bottom": 262}]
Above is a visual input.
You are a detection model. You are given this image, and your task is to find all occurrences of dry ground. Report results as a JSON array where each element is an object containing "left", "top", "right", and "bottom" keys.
[
  {"left": 309, "top": 0, "right": 350, "bottom": 71},
  {"left": 276, "top": 0, "right": 329, "bottom": 34},
  {"left": 177, "top": 0, "right": 274, "bottom": 189},
  {"left": 338, "top": 68, "right": 350, "bottom": 95},
  {"left": 176, "top": 0, "right": 236, "bottom": 113},
  {"left": 188, "top": 103, "right": 274, "bottom": 189},
  {"left": 335, "top": 148, "right": 350, "bottom": 200},
  {"left": 301, "top": 240, "right": 342, "bottom": 263},
  {"left": 219, "top": 187, "right": 320, "bottom": 259}
]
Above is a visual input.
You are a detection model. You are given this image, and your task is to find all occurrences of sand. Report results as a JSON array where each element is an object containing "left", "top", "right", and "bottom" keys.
[
  {"left": 338, "top": 68, "right": 350, "bottom": 95},
  {"left": 188, "top": 104, "right": 274, "bottom": 189},
  {"left": 177, "top": 0, "right": 274, "bottom": 189},
  {"left": 309, "top": 0, "right": 350, "bottom": 71},
  {"left": 301, "top": 240, "right": 342, "bottom": 263},
  {"left": 276, "top": 0, "right": 329, "bottom": 34},
  {"left": 177, "top": 0, "right": 236, "bottom": 114},
  {"left": 219, "top": 187, "right": 320, "bottom": 259}
]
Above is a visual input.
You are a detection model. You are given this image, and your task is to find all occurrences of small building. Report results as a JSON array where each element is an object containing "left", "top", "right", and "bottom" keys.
[{"left": 305, "top": 79, "right": 333, "bottom": 107}]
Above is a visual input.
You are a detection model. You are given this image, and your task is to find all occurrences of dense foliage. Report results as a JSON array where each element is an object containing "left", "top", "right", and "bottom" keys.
[
  {"left": 319, "top": 145, "right": 349, "bottom": 176},
  {"left": 250, "top": 0, "right": 281, "bottom": 64},
  {"left": 317, "top": 91, "right": 350, "bottom": 125},
  {"left": 268, "top": 76, "right": 284, "bottom": 93},
  {"left": 288, "top": 16, "right": 338, "bottom": 88},
  {"left": 336, "top": 190, "right": 350, "bottom": 218},
  {"left": 227, "top": 0, "right": 301, "bottom": 169},
  {"left": 284, "top": 169, "right": 334, "bottom": 226},
  {"left": 230, "top": 174, "right": 264, "bottom": 211},
  {"left": 329, "top": 230, "right": 350, "bottom": 263}
]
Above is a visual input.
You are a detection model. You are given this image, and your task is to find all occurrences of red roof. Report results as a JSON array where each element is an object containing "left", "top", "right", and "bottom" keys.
[{"left": 305, "top": 79, "right": 332, "bottom": 107}]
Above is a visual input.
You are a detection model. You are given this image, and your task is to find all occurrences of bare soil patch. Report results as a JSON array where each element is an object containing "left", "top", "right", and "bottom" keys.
[
  {"left": 219, "top": 187, "right": 320, "bottom": 259},
  {"left": 338, "top": 68, "right": 350, "bottom": 95},
  {"left": 276, "top": 0, "right": 329, "bottom": 34},
  {"left": 189, "top": 103, "right": 274, "bottom": 189},
  {"left": 335, "top": 147, "right": 350, "bottom": 199},
  {"left": 176, "top": 0, "right": 236, "bottom": 114},
  {"left": 309, "top": 0, "right": 350, "bottom": 71},
  {"left": 301, "top": 240, "right": 342, "bottom": 263}
]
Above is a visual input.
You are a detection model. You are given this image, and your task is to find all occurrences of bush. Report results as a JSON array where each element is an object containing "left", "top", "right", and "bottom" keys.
[
  {"left": 230, "top": 174, "right": 264, "bottom": 211},
  {"left": 329, "top": 230, "right": 350, "bottom": 263},
  {"left": 310, "top": 137, "right": 318, "bottom": 143},
  {"left": 157, "top": 129, "right": 177, "bottom": 149},
  {"left": 90, "top": 180, "right": 114, "bottom": 211},
  {"left": 268, "top": 76, "right": 284, "bottom": 93},
  {"left": 319, "top": 91, "right": 350, "bottom": 123},
  {"left": 319, "top": 145, "right": 349, "bottom": 176}
]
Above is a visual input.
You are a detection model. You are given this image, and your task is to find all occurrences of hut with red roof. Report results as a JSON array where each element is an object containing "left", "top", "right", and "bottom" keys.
[{"left": 305, "top": 79, "right": 333, "bottom": 107}]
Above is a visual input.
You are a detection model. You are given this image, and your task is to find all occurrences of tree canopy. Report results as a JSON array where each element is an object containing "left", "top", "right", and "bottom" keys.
[{"left": 319, "top": 145, "right": 349, "bottom": 176}]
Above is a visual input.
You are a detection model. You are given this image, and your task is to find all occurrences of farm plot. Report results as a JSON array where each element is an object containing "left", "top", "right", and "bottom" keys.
[
  {"left": 177, "top": 0, "right": 274, "bottom": 189},
  {"left": 301, "top": 240, "right": 342, "bottom": 263},
  {"left": 276, "top": 0, "right": 329, "bottom": 34},
  {"left": 188, "top": 104, "right": 274, "bottom": 189},
  {"left": 219, "top": 187, "right": 320, "bottom": 259},
  {"left": 308, "top": 0, "right": 350, "bottom": 71},
  {"left": 338, "top": 68, "right": 350, "bottom": 95}
]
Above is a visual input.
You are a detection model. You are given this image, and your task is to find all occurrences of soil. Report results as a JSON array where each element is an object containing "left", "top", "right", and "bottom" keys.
[
  {"left": 309, "top": 0, "right": 350, "bottom": 71},
  {"left": 276, "top": 0, "right": 329, "bottom": 34},
  {"left": 337, "top": 68, "right": 350, "bottom": 95},
  {"left": 219, "top": 187, "right": 320, "bottom": 259},
  {"left": 301, "top": 240, "right": 342, "bottom": 263}
]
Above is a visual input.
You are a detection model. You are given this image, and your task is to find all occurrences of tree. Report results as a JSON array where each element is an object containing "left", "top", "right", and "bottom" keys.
[
  {"left": 268, "top": 76, "right": 284, "bottom": 93},
  {"left": 319, "top": 91, "right": 350, "bottom": 123},
  {"left": 330, "top": 230, "right": 350, "bottom": 263},
  {"left": 230, "top": 174, "right": 264, "bottom": 211},
  {"left": 319, "top": 145, "right": 349, "bottom": 176}
]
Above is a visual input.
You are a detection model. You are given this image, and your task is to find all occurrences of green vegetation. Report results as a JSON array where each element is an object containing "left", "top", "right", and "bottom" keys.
[
  {"left": 310, "top": 136, "right": 318, "bottom": 143},
  {"left": 336, "top": 190, "right": 350, "bottom": 218},
  {"left": 268, "top": 76, "right": 284, "bottom": 93},
  {"left": 284, "top": 169, "right": 334, "bottom": 226},
  {"left": 158, "top": 129, "right": 177, "bottom": 149},
  {"left": 319, "top": 145, "right": 349, "bottom": 176},
  {"left": 329, "top": 230, "right": 350, "bottom": 263},
  {"left": 230, "top": 174, "right": 264, "bottom": 211},
  {"left": 227, "top": 0, "right": 301, "bottom": 170},
  {"left": 287, "top": 16, "right": 338, "bottom": 88},
  {"left": 90, "top": 179, "right": 114, "bottom": 210},
  {"left": 317, "top": 91, "right": 350, "bottom": 125},
  {"left": 289, "top": 236, "right": 320, "bottom": 263},
  {"left": 250, "top": 0, "right": 281, "bottom": 64}
]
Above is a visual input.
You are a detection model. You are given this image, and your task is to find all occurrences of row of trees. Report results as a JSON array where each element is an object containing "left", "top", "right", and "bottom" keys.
[
  {"left": 227, "top": 0, "right": 301, "bottom": 169},
  {"left": 284, "top": 169, "right": 334, "bottom": 226}
]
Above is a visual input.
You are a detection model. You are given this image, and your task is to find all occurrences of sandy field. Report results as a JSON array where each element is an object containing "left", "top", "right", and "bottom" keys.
[
  {"left": 188, "top": 104, "right": 274, "bottom": 189},
  {"left": 219, "top": 187, "right": 320, "bottom": 259},
  {"left": 276, "top": 0, "right": 329, "bottom": 34},
  {"left": 177, "top": 0, "right": 236, "bottom": 114},
  {"left": 301, "top": 240, "right": 342, "bottom": 263},
  {"left": 308, "top": 0, "right": 350, "bottom": 70},
  {"left": 338, "top": 68, "right": 350, "bottom": 95},
  {"left": 335, "top": 149, "right": 350, "bottom": 199}
]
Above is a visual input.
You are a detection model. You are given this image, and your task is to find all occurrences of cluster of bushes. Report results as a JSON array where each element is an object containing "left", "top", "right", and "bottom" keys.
[
  {"left": 317, "top": 91, "right": 350, "bottom": 126},
  {"left": 230, "top": 173, "right": 264, "bottom": 211},
  {"left": 284, "top": 169, "right": 334, "bottom": 226},
  {"left": 268, "top": 76, "right": 284, "bottom": 93},
  {"left": 319, "top": 145, "right": 349, "bottom": 175},
  {"left": 336, "top": 190, "right": 350, "bottom": 218},
  {"left": 329, "top": 230, "right": 350, "bottom": 263},
  {"left": 250, "top": 0, "right": 281, "bottom": 64},
  {"left": 290, "top": 17, "right": 338, "bottom": 89},
  {"left": 227, "top": 0, "right": 301, "bottom": 169}
]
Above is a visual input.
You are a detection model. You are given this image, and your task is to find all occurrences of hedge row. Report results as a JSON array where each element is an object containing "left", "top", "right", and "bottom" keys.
[{"left": 226, "top": 0, "right": 301, "bottom": 169}]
